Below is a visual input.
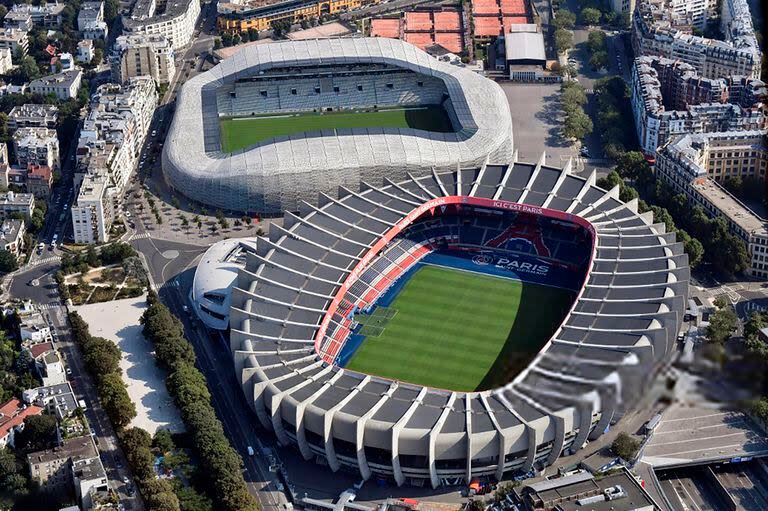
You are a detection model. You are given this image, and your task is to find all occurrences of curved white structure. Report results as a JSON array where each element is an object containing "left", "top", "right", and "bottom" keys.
[
  {"left": 190, "top": 237, "right": 257, "bottom": 330},
  {"left": 162, "top": 38, "right": 514, "bottom": 214},
  {"left": 227, "top": 159, "right": 689, "bottom": 487}
]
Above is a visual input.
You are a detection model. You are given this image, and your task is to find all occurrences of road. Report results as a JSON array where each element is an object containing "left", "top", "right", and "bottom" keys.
[
  {"left": 657, "top": 467, "right": 728, "bottom": 511},
  {"left": 48, "top": 303, "right": 144, "bottom": 510}
]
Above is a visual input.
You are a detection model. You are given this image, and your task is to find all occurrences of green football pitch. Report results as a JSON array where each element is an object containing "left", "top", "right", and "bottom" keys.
[
  {"left": 219, "top": 106, "right": 454, "bottom": 153},
  {"left": 345, "top": 265, "right": 574, "bottom": 392}
]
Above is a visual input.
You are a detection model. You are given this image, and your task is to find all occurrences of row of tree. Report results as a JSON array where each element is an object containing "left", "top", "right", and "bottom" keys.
[
  {"left": 586, "top": 30, "right": 608, "bottom": 70},
  {"left": 141, "top": 292, "right": 259, "bottom": 511},
  {"left": 560, "top": 81, "right": 592, "bottom": 141},
  {"left": 68, "top": 312, "right": 136, "bottom": 429},
  {"left": 593, "top": 76, "right": 637, "bottom": 159}
]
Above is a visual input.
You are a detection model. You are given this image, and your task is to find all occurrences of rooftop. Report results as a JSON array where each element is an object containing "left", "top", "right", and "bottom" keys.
[
  {"left": 27, "top": 435, "right": 98, "bottom": 465},
  {"left": 9, "top": 103, "right": 59, "bottom": 120},
  {"left": 693, "top": 178, "right": 767, "bottom": 236},
  {"left": 29, "top": 69, "right": 82, "bottom": 89},
  {"left": 0, "top": 398, "right": 43, "bottom": 439},
  {"left": 504, "top": 23, "right": 545, "bottom": 62}
]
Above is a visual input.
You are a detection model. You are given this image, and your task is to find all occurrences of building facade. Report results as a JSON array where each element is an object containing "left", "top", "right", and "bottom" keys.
[
  {"left": 8, "top": 104, "right": 59, "bottom": 130},
  {"left": 29, "top": 69, "right": 83, "bottom": 100},
  {"left": 122, "top": 0, "right": 200, "bottom": 50},
  {"left": 0, "top": 191, "right": 34, "bottom": 219},
  {"left": 13, "top": 128, "right": 60, "bottom": 170},
  {"left": 656, "top": 130, "right": 768, "bottom": 278},
  {"left": 0, "top": 219, "right": 25, "bottom": 256},
  {"left": 78, "top": 1, "right": 108, "bottom": 39},
  {"left": 112, "top": 34, "right": 175, "bottom": 85},
  {"left": 0, "top": 28, "right": 29, "bottom": 54},
  {"left": 632, "top": 0, "right": 760, "bottom": 80},
  {"left": 630, "top": 56, "right": 766, "bottom": 154},
  {"left": 72, "top": 78, "right": 157, "bottom": 243},
  {"left": 217, "top": 0, "right": 379, "bottom": 34}
]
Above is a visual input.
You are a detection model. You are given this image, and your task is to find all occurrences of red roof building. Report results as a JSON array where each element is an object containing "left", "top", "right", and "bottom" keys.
[
  {"left": 370, "top": 6, "right": 465, "bottom": 54},
  {"left": 471, "top": 0, "right": 532, "bottom": 37},
  {"left": 0, "top": 398, "right": 44, "bottom": 448}
]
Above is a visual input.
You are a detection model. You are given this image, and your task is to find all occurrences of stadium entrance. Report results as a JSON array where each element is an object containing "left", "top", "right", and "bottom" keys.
[{"left": 333, "top": 203, "right": 593, "bottom": 392}]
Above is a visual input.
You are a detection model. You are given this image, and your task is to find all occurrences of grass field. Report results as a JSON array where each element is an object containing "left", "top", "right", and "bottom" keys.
[
  {"left": 219, "top": 106, "right": 454, "bottom": 152},
  {"left": 345, "top": 265, "right": 574, "bottom": 392}
]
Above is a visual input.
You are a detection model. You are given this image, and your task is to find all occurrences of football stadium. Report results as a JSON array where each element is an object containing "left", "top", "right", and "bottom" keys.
[
  {"left": 227, "top": 158, "right": 689, "bottom": 487},
  {"left": 162, "top": 38, "right": 513, "bottom": 213}
]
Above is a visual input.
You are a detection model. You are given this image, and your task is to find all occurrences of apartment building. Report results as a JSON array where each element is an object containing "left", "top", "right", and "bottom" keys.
[
  {"left": 0, "top": 219, "right": 25, "bottom": 256},
  {"left": 78, "top": 1, "right": 108, "bottom": 39},
  {"left": 122, "top": 0, "right": 201, "bottom": 50},
  {"left": 23, "top": 382, "right": 78, "bottom": 420},
  {"left": 27, "top": 436, "right": 107, "bottom": 504},
  {"left": 217, "top": 0, "right": 379, "bottom": 34},
  {"left": 630, "top": 56, "right": 766, "bottom": 154},
  {"left": 0, "top": 28, "right": 29, "bottom": 54},
  {"left": 8, "top": 104, "right": 59, "bottom": 130},
  {"left": 13, "top": 128, "right": 60, "bottom": 170},
  {"left": 0, "top": 48, "right": 12, "bottom": 75},
  {"left": 6, "top": 3, "right": 66, "bottom": 28},
  {"left": 77, "top": 40, "right": 96, "bottom": 63},
  {"left": 0, "top": 191, "right": 34, "bottom": 219},
  {"left": 112, "top": 34, "right": 176, "bottom": 85},
  {"left": 657, "top": 130, "right": 768, "bottom": 278},
  {"left": 73, "top": 78, "right": 157, "bottom": 243},
  {"left": 632, "top": 0, "right": 760, "bottom": 79},
  {"left": 29, "top": 69, "right": 83, "bottom": 100},
  {"left": 19, "top": 311, "right": 53, "bottom": 344}
]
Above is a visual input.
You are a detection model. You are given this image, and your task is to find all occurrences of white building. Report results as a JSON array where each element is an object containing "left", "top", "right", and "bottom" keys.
[
  {"left": 13, "top": 127, "right": 60, "bottom": 170},
  {"left": 29, "top": 69, "right": 83, "bottom": 100},
  {"left": 0, "top": 191, "right": 34, "bottom": 219},
  {"left": 77, "top": 40, "right": 95, "bottom": 64},
  {"left": 0, "top": 48, "right": 13, "bottom": 75},
  {"left": 8, "top": 104, "right": 58, "bottom": 130},
  {"left": 0, "top": 219, "right": 25, "bottom": 257},
  {"left": 19, "top": 312, "right": 53, "bottom": 344},
  {"left": 113, "top": 34, "right": 175, "bottom": 85},
  {"left": 78, "top": 1, "right": 108, "bottom": 40},
  {"left": 0, "top": 28, "right": 29, "bottom": 54},
  {"left": 122, "top": 0, "right": 201, "bottom": 50},
  {"left": 72, "top": 78, "right": 157, "bottom": 244},
  {"left": 6, "top": 3, "right": 66, "bottom": 29}
]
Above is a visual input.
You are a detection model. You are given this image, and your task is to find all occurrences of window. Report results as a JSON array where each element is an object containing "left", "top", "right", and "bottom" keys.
[
  {"left": 260, "top": 90, "right": 267, "bottom": 97},
  {"left": 333, "top": 86, "right": 339, "bottom": 93},
  {"left": 291, "top": 88, "right": 297, "bottom": 95},
  {"left": 314, "top": 86, "right": 321, "bottom": 93},
  {"left": 357, "top": 84, "right": 363, "bottom": 91},
  {"left": 386, "top": 83, "right": 393, "bottom": 89}
]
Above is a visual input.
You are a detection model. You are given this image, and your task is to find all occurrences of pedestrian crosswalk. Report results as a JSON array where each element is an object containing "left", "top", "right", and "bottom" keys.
[
  {"left": 38, "top": 302, "right": 62, "bottom": 311},
  {"left": 129, "top": 232, "right": 152, "bottom": 241},
  {"left": 33, "top": 256, "right": 61, "bottom": 266}
]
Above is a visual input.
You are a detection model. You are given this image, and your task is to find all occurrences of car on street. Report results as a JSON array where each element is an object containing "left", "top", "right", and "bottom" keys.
[
  {"left": 580, "top": 147, "right": 590, "bottom": 157},
  {"left": 66, "top": 368, "right": 72, "bottom": 376},
  {"left": 123, "top": 476, "right": 130, "bottom": 484}
]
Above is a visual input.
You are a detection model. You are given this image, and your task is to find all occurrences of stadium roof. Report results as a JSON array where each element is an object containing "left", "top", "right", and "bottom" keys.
[
  {"left": 162, "top": 37, "right": 513, "bottom": 213},
  {"left": 227, "top": 158, "right": 689, "bottom": 487},
  {"left": 504, "top": 24, "right": 546, "bottom": 63}
]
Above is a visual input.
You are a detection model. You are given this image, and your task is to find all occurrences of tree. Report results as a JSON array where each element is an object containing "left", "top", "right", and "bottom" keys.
[
  {"left": 14, "top": 415, "right": 57, "bottom": 452},
  {"left": 562, "top": 108, "right": 593, "bottom": 140},
  {"left": 83, "top": 337, "right": 121, "bottom": 376},
  {"left": 104, "top": 0, "right": 119, "bottom": 22},
  {"left": 0, "top": 250, "right": 18, "bottom": 273},
  {"left": 580, "top": 7, "right": 601, "bottom": 25},
  {"left": 99, "top": 372, "right": 136, "bottom": 430},
  {"left": 8, "top": 56, "right": 41, "bottom": 85},
  {"left": 615, "top": 151, "right": 651, "bottom": 182},
  {"left": 213, "top": 38, "right": 222, "bottom": 50},
  {"left": 86, "top": 245, "right": 100, "bottom": 267},
  {"left": 121, "top": 427, "right": 154, "bottom": 481},
  {"left": 745, "top": 311, "right": 768, "bottom": 341},
  {"left": 611, "top": 432, "right": 640, "bottom": 461},
  {"left": 678, "top": 230, "right": 704, "bottom": 268},
  {"left": 706, "top": 306, "right": 738, "bottom": 344},
  {"left": 552, "top": 9, "right": 576, "bottom": 30},
  {"left": 554, "top": 28, "right": 573, "bottom": 54},
  {"left": 153, "top": 429, "right": 175, "bottom": 454},
  {"left": 0, "top": 447, "right": 28, "bottom": 496},
  {"left": 589, "top": 50, "right": 608, "bottom": 70},
  {"left": 561, "top": 82, "right": 587, "bottom": 108},
  {"left": 149, "top": 491, "right": 181, "bottom": 511}
]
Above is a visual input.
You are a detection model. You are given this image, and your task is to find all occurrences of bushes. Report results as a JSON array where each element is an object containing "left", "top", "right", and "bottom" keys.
[
  {"left": 611, "top": 432, "right": 640, "bottom": 461},
  {"left": 593, "top": 77, "right": 637, "bottom": 158},
  {"left": 141, "top": 293, "right": 258, "bottom": 511},
  {"left": 61, "top": 242, "right": 137, "bottom": 275},
  {"left": 68, "top": 312, "right": 136, "bottom": 432}
]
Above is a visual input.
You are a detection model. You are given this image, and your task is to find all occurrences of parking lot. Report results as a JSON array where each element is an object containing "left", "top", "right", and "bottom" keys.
[{"left": 500, "top": 82, "right": 577, "bottom": 168}]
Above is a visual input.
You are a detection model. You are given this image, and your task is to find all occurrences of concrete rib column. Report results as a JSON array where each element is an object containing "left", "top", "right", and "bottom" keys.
[
  {"left": 545, "top": 414, "right": 566, "bottom": 466},
  {"left": 294, "top": 368, "right": 338, "bottom": 460},
  {"left": 391, "top": 387, "right": 428, "bottom": 486},
  {"left": 465, "top": 394, "right": 473, "bottom": 483},
  {"left": 479, "top": 395, "right": 508, "bottom": 481},
  {"left": 323, "top": 375, "right": 370, "bottom": 472},
  {"left": 428, "top": 393, "right": 457, "bottom": 488},
  {"left": 355, "top": 383, "right": 397, "bottom": 481}
]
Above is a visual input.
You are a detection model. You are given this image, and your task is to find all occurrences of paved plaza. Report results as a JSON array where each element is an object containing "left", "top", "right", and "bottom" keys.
[{"left": 75, "top": 296, "right": 184, "bottom": 434}]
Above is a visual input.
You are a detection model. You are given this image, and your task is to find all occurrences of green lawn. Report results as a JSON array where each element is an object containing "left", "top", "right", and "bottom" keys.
[
  {"left": 219, "top": 106, "right": 454, "bottom": 153},
  {"left": 345, "top": 265, "right": 574, "bottom": 392}
]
